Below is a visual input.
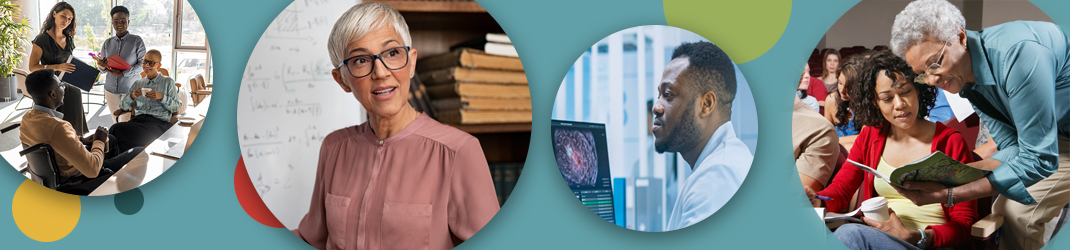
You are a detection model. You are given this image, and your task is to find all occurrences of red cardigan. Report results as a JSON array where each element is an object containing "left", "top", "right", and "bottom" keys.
[
  {"left": 818, "top": 123, "right": 978, "bottom": 249},
  {"left": 808, "top": 77, "right": 829, "bottom": 114}
]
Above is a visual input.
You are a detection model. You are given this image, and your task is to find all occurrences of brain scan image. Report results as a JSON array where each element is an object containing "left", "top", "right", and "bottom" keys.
[{"left": 554, "top": 129, "right": 599, "bottom": 187}]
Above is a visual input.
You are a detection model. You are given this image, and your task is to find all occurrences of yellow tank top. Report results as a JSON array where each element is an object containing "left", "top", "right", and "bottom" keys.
[{"left": 874, "top": 157, "right": 946, "bottom": 230}]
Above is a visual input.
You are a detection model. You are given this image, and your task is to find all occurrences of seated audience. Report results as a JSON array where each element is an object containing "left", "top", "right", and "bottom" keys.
[
  {"left": 808, "top": 52, "right": 978, "bottom": 250},
  {"left": 798, "top": 63, "right": 820, "bottom": 112},
  {"left": 793, "top": 79, "right": 839, "bottom": 199},
  {"left": 810, "top": 49, "right": 840, "bottom": 113},
  {"left": 825, "top": 56, "right": 863, "bottom": 148}
]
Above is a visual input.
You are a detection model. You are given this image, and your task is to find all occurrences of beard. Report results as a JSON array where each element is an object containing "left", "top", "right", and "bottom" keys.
[{"left": 654, "top": 97, "right": 702, "bottom": 154}]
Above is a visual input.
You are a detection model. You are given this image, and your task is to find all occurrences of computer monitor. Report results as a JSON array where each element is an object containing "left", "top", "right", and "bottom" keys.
[{"left": 550, "top": 120, "right": 614, "bottom": 223}]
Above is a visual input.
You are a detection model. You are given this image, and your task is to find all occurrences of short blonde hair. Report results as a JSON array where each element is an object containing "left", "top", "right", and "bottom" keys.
[{"left": 327, "top": 2, "right": 412, "bottom": 67}]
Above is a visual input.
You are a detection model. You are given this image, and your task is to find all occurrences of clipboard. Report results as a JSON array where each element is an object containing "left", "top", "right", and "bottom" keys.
[{"left": 57, "top": 56, "right": 99, "bottom": 92}]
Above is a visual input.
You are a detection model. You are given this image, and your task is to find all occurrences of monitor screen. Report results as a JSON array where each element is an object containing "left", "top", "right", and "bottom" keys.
[{"left": 550, "top": 120, "right": 614, "bottom": 223}]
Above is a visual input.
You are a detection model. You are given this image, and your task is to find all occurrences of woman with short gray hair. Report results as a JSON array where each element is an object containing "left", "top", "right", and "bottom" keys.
[
  {"left": 889, "top": 0, "right": 1070, "bottom": 249},
  {"left": 290, "top": 3, "right": 500, "bottom": 250}
]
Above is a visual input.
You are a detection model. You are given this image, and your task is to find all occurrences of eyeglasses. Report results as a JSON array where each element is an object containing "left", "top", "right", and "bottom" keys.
[
  {"left": 914, "top": 42, "right": 949, "bottom": 84},
  {"left": 336, "top": 46, "right": 411, "bottom": 78},
  {"left": 143, "top": 60, "right": 160, "bottom": 67},
  {"left": 112, "top": 19, "right": 128, "bottom": 24}
]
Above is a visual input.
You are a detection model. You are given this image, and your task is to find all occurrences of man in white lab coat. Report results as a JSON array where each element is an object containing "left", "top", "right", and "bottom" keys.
[{"left": 652, "top": 41, "right": 753, "bottom": 231}]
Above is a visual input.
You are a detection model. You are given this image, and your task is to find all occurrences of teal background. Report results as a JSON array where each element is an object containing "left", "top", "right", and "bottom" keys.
[{"left": 0, "top": 0, "right": 1068, "bottom": 249}]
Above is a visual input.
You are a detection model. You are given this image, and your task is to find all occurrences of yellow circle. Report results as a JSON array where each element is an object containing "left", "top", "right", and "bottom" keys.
[{"left": 12, "top": 180, "right": 81, "bottom": 242}]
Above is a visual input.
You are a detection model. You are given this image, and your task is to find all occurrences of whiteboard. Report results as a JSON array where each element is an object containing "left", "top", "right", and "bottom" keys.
[{"left": 237, "top": 0, "right": 362, "bottom": 229}]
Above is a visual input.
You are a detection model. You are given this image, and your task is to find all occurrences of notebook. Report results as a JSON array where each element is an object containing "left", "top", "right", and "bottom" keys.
[
  {"left": 106, "top": 54, "right": 131, "bottom": 71},
  {"left": 58, "top": 56, "right": 99, "bottom": 92}
]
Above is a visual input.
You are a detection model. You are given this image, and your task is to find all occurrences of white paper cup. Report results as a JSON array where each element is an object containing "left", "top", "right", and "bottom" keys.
[
  {"left": 860, "top": 197, "right": 890, "bottom": 222},
  {"left": 141, "top": 88, "right": 152, "bottom": 96}
]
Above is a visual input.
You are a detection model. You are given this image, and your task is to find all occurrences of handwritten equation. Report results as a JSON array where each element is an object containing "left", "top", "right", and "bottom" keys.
[{"left": 237, "top": 0, "right": 364, "bottom": 230}]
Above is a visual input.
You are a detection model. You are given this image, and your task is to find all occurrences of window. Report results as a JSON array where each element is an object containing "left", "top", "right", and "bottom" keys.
[
  {"left": 177, "top": 1, "right": 203, "bottom": 47},
  {"left": 118, "top": 0, "right": 174, "bottom": 78},
  {"left": 37, "top": 0, "right": 210, "bottom": 84},
  {"left": 173, "top": 0, "right": 209, "bottom": 83}
]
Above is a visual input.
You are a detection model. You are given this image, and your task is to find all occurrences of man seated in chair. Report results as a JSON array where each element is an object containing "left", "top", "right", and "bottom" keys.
[
  {"left": 110, "top": 49, "right": 180, "bottom": 152},
  {"left": 20, "top": 69, "right": 142, "bottom": 183}
]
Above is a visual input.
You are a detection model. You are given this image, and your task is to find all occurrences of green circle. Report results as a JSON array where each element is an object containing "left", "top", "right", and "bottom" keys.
[{"left": 665, "top": 0, "right": 792, "bottom": 63}]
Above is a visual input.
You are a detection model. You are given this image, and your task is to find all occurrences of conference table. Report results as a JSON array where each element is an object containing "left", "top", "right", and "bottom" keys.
[{"left": 89, "top": 96, "right": 211, "bottom": 196}]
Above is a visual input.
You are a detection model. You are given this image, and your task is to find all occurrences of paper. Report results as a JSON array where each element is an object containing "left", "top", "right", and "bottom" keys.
[
  {"left": 847, "top": 159, "right": 892, "bottom": 183},
  {"left": 823, "top": 207, "right": 864, "bottom": 223},
  {"left": 944, "top": 89, "right": 975, "bottom": 122}
]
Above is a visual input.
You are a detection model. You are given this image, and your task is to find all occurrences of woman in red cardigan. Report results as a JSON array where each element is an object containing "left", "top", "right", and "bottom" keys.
[{"left": 807, "top": 52, "right": 978, "bottom": 250}]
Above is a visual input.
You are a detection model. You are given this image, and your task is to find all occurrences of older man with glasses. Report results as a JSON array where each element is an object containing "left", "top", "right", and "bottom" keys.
[{"left": 95, "top": 5, "right": 146, "bottom": 123}]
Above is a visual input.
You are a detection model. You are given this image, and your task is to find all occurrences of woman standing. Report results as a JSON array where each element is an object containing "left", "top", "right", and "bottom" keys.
[
  {"left": 27, "top": 2, "right": 87, "bottom": 134},
  {"left": 890, "top": 1, "right": 1070, "bottom": 249},
  {"left": 292, "top": 3, "right": 499, "bottom": 250},
  {"left": 95, "top": 6, "right": 145, "bottom": 123}
]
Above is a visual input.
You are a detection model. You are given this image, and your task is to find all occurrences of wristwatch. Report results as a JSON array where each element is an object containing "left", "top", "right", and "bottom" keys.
[
  {"left": 944, "top": 187, "right": 955, "bottom": 207},
  {"left": 916, "top": 228, "right": 929, "bottom": 248}
]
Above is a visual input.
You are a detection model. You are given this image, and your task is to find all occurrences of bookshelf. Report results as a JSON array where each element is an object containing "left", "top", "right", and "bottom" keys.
[
  {"left": 371, "top": 0, "right": 485, "bottom": 12},
  {"left": 372, "top": 0, "right": 530, "bottom": 166}
]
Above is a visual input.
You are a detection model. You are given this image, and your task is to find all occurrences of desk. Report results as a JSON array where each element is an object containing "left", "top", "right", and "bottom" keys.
[{"left": 88, "top": 96, "right": 210, "bottom": 196}]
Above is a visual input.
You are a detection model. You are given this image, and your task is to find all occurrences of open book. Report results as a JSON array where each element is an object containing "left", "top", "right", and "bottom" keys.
[{"left": 847, "top": 151, "right": 990, "bottom": 187}]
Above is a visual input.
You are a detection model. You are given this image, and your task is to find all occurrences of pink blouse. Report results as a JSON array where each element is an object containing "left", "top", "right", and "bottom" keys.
[{"left": 294, "top": 114, "right": 500, "bottom": 250}]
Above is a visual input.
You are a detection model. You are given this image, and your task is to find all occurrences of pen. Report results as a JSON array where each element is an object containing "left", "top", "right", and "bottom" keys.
[{"left": 815, "top": 195, "right": 834, "bottom": 201}]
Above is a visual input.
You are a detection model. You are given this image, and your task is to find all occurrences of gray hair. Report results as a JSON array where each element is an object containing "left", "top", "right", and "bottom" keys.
[
  {"left": 890, "top": 0, "right": 965, "bottom": 57},
  {"left": 327, "top": 2, "right": 412, "bottom": 67}
]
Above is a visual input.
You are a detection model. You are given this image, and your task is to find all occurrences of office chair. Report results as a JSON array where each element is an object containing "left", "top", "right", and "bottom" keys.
[
  {"left": 20, "top": 143, "right": 115, "bottom": 196},
  {"left": 189, "top": 74, "right": 211, "bottom": 106}
]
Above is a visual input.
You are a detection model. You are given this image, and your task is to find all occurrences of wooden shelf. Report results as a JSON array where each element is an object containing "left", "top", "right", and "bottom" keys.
[
  {"left": 368, "top": 0, "right": 486, "bottom": 13},
  {"left": 376, "top": 0, "right": 526, "bottom": 164},
  {"left": 447, "top": 123, "right": 531, "bottom": 134}
]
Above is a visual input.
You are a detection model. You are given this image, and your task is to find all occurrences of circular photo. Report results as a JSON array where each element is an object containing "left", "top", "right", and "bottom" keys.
[
  {"left": 1, "top": 0, "right": 212, "bottom": 196},
  {"left": 791, "top": 1, "right": 1069, "bottom": 249},
  {"left": 551, "top": 25, "right": 758, "bottom": 232},
  {"left": 237, "top": 1, "right": 530, "bottom": 249}
]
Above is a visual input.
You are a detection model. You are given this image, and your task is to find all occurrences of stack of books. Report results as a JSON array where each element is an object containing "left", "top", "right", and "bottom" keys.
[
  {"left": 450, "top": 33, "right": 518, "bottom": 57},
  {"left": 418, "top": 36, "right": 531, "bottom": 124},
  {"left": 490, "top": 162, "right": 524, "bottom": 206}
]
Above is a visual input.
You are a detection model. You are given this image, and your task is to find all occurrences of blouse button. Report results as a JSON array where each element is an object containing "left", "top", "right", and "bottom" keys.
[{"left": 378, "top": 140, "right": 384, "bottom": 145}]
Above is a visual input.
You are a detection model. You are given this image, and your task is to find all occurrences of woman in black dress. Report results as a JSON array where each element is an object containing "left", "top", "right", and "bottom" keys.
[{"left": 27, "top": 2, "right": 87, "bottom": 134}]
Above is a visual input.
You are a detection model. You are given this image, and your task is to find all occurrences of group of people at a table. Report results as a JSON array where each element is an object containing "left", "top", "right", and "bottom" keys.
[
  {"left": 19, "top": 3, "right": 182, "bottom": 193},
  {"left": 793, "top": 0, "right": 1070, "bottom": 249}
]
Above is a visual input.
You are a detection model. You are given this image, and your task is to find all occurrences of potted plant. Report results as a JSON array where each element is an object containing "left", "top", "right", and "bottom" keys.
[{"left": 0, "top": 0, "right": 32, "bottom": 101}]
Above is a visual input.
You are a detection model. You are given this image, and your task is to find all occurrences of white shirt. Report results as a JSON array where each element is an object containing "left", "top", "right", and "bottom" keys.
[
  {"left": 665, "top": 122, "right": 753, "bottom": 231},
  {"left": 798, "top": 91, "right": 820, "bottom": 112}
]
